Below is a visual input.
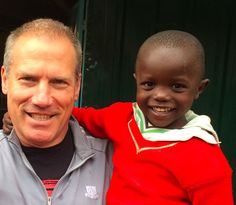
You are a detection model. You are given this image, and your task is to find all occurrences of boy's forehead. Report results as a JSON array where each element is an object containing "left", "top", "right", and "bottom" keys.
[
  {"left": 138, "top": 45, "right": 194, "bottom": 63},
  {"left": 136, "top": 46, "right": 203, "bottom": 76}
]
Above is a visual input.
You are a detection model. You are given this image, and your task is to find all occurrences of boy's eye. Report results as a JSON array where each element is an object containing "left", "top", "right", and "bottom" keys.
[
  {"left": 172, "top": 83, "right": 186, "bottom": 92},
  {"left": 141, "top": 81, "right": 155, "bottom": 90}
]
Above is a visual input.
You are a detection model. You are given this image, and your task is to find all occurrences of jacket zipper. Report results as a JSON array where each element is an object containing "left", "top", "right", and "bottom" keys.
[{"left": 48, "top": 196, "right": 51, "bottom": 205}]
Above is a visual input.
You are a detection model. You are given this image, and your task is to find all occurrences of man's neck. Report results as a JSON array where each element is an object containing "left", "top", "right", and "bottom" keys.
[{"left": 22, "top": 128, "right": 75, "bottom": 179}]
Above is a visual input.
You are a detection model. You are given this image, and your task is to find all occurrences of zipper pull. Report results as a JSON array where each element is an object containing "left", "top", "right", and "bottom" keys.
[{"left": 48, "top": 196, "right": 51, "bottom": 205}]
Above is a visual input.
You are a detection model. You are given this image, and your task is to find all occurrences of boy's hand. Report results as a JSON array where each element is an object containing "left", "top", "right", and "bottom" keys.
[{"left": 2, "top": 112, "right": 13, "bottom": 134}]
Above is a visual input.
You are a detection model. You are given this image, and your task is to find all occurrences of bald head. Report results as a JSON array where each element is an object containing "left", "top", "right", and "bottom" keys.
[{"left": 136, "top": 30, "right": 205, "bottom": 78}]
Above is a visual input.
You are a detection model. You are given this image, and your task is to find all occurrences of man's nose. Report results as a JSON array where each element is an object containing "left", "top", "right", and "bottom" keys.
[{"left": 31, "top": 82, "right": 53, "bottom": 107}]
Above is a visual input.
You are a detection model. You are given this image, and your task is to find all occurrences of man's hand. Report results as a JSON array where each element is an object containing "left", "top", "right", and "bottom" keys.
[{"left": 2, "top": 112, "right": 13, "bottom": 134}]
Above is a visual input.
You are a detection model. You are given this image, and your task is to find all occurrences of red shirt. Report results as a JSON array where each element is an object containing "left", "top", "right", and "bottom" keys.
[{"left": 73, "top": 102, "right": 233, "bottom": 205}]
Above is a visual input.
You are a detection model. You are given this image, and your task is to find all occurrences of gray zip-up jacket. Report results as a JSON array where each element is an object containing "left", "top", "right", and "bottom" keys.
[{"left": 0, "top": 117, "right": 113, "bottom": 205}]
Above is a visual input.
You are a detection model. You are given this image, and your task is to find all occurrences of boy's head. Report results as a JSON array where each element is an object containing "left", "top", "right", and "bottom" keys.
[{"left": 134, "top": 30, "right": 209, "bottom": 129}]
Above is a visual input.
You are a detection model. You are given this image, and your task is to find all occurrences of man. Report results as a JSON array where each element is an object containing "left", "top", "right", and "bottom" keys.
[{"left": 0, "top": 18, "right": 112, "bottom": 205}]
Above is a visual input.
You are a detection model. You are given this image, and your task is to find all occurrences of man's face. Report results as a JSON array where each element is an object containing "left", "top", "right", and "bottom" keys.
[
  {"left": 135, "top": 46, "right": 205, "bottom": 129},
  {"left": 1, "top": 34, "right": 80, "bottom": 148}
]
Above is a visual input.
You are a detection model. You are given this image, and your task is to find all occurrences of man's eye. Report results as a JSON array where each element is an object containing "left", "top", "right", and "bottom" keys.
[
  {"left": 19, "top": 76, "right": 36, "bottom": 83},
  {"left": 51, "top": 79, "right": 68, "bottom": 87},
  {"left": 52, "top": 79, "right": 66, "bottom": 84}
]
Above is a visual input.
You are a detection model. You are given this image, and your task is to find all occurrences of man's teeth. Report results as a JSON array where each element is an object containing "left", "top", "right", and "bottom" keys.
[
  {"left": 153, "top": 107, "right": 172, "bottom": 112},
  {"left": 31, "top": 114, "right": 51, "bottom": 120}
]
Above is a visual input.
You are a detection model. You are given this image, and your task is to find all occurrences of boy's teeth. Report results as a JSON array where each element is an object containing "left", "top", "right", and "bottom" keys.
[{"left": 153, "top": 107, "right": 171, "bottom": 112}]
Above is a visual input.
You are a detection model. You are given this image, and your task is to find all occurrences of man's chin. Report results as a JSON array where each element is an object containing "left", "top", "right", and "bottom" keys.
[{"left": 19, "top": 131, "right": 56, "bottom": 148}]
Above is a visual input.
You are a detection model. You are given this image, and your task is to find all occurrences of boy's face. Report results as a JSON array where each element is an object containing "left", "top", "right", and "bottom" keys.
[{"left": 134, "top": 46, "right": 208, "bottom": 129}]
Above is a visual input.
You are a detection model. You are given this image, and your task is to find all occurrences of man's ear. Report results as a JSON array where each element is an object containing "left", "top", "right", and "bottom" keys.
[
  {"left": 195, "top": 78, "right": 209, "bottom": 99},
  {"left": 74, "top": 73, "right": 81, "bottom": 101},
  {"left": 133, "top": 73, "right": 136, "bottom": 79},
  {"left": 1, "top": 66, "right": 8, "bottom": 95}
]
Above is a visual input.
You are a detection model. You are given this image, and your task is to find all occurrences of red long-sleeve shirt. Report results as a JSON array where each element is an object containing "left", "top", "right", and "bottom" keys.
[{"left": 73, "top": 102, "right": 233, "bottom": 205}]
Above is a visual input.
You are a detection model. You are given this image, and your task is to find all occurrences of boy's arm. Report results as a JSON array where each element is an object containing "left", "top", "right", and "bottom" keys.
[
  {"left": 72, "top": 106, "right": 109, "bottom": 139},
  {"left": 189, "top": 176, "right": 234, "bottom": 205},
  {"left": 182, "top": 140, "right": 234, "bottom": 205},
  {"left": 2, "top": 107, "right": 110, "bottom": 138},
  {"left": 2, "top": 112, "right": 13, "bottom": 134}
]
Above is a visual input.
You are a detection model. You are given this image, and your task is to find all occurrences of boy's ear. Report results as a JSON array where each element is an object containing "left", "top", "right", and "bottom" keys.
[
  {"left": 195, "top": 78, "right": 209, "bottom": 99},
  {"left": 133, "top": 73, "right": 136, "bottom": 79}
]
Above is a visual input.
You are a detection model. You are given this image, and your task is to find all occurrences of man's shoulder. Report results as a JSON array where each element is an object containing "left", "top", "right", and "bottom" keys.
[
  {"left": 81, "top": 125, "right": 111, "bottom": 152},
  {"left": 69, "top": 117, "right": 113, "bottom": 152},
  {"left": 86, "top": 135, "right": 112, "bottom": 152},
  {"left": 78, "top": 122, "right": 113, "bottom": 153},
  {"left": 0, "top": 130, "right": 7, "bottom": 142},
  {"left": 0, "top": 130, "right": 11, "bottom": 153}
]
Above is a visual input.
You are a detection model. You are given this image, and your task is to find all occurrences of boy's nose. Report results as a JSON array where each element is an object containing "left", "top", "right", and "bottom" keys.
[{"left": 152, "top": 86, "right": 170, "bottom": 101}]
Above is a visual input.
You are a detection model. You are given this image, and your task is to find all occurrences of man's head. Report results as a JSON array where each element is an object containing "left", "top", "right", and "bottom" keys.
[
  {"left": 1, "top": 18, "right": 82, "bottom": 148},
  {"left": 134, "top": 30, "right": 209, "bottom": 129}
]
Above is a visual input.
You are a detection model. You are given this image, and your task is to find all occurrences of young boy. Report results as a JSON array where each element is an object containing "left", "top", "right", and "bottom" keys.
[
  {"left": 73, "top": 30, "right": 233, "bottom": 204},
  {"left": 3, "top": 30, "right": 233, "bottom": 204}
]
